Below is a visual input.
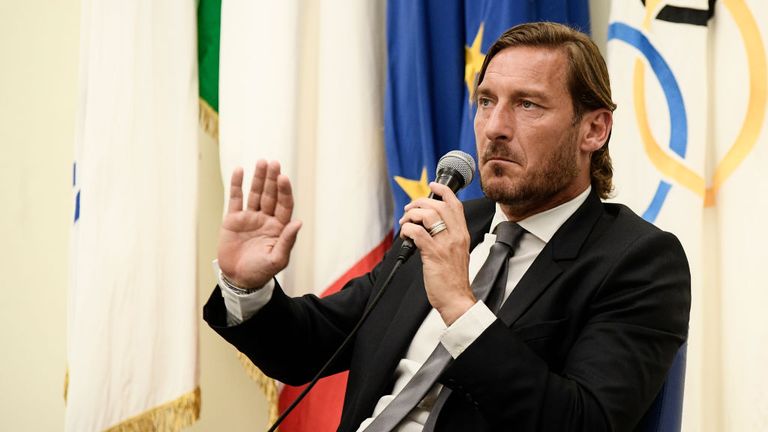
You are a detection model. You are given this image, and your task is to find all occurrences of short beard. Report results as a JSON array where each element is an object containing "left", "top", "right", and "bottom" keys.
[{"left": 480, "top": 129, "right": 580, "bottom": 215}]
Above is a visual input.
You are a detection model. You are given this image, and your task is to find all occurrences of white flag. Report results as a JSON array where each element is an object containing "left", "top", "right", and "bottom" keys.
[
  {"left": 67, "top": 0, "right": 199, "bottom": 430},
  {"left": 709, "top": 1, "right": 768, "bottom": 430},
  {"left": 217, "top": 0, "right": 390, "bottom": 430},
  {"left": 608, "top": 0, "right": 768, "bottom": 430}
]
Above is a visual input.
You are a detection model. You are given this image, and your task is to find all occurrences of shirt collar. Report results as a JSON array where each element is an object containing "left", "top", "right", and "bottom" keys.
[{"left": 488, "top": 186, "right": 592, "bottom": 244}]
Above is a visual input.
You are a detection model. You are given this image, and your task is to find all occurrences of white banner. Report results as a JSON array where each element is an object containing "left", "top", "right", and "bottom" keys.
[
  {"left": 608, "top": 0, "right": 768, "bottom": 430},
  {"left": 67, "top": 0, "right": 199, "bottom": 430}
]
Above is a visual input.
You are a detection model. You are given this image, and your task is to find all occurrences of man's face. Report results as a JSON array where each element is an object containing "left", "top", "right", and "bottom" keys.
[{"left": 474, "top": 46, "right": 591, "bottom": 218}]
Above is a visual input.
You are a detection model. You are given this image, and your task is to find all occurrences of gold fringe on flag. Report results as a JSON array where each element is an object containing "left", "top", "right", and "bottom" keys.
[
  {"left": 63, "top": 369, "right": 69, "bottom": 402},
  {"left": 104, "top": 387, "right": 201, "bottom": 432},
  {"left": 199, "top": 99, "right": 219, "bottom": 141},
  {"left": 236, "top": 351, "right": 281, "bottom": 428}
]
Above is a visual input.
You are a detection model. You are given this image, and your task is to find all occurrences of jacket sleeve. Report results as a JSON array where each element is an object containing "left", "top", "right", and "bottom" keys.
[
  {"left": 203, "top": 262, "right": 385, "bottom": 386},
  {"left": 438, "top": 230, "right": 691, "bottom": 431}
]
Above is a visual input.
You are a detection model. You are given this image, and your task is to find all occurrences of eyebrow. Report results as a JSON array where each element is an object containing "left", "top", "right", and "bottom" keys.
[
  {"left": 475, "top": 86, "right": 550, "bottom": 102},
  {"left": 474, "top": 87, "right": 492, "bottom": 101}
]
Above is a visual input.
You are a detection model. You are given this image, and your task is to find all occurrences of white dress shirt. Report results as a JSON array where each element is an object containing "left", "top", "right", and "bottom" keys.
[{"left": 218, "top": 187, "right": 591, "bottom": 431}]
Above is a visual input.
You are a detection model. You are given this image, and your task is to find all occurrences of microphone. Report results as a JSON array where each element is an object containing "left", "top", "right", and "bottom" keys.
[{"left": 397, "top": 150, "right": 476, "bottom": 261}]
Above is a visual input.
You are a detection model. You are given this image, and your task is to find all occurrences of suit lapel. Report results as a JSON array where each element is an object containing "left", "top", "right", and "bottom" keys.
[
  {"left": 498, "top": 191, "right": 604, "bottom": 326},
  {"left": 497, "top": 254, "right": 563, "bottom": 326},
  {"left": 370, "top": 259, "right": 430, "bottom": 379}
]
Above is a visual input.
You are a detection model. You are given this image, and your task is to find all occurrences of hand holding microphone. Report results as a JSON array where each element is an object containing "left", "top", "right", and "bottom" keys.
[
  {"left": 398, "top": 150, "right": 476, "bottom": 261},
  {"left": 398, "top": 150, "right": 478, "bottom": 325}
]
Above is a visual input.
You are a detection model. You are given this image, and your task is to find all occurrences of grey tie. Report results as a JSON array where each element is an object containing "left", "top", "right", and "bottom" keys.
[{"left": 363, "top": 222, "right": 525, "bottom": 432}]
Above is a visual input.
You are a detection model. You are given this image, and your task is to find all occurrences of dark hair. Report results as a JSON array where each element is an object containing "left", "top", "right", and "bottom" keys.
[{"left": 475, "top": 22, "right": 617, "bottom": 199}]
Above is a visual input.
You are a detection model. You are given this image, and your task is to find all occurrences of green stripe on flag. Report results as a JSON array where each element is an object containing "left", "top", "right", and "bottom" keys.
[{"left": 198, "top": 0, "right": 220, "bottom": 113}]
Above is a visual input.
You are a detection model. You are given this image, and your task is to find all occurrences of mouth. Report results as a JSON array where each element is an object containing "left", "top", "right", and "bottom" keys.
[
  {"left": 481, "top": 142, "right": 522, "bottom": 168},
  {"left": 485, "top": 156, "right": 513, "bottom": 162},
  {"left": 482, "top": 157, "right": 519, "bottom": 166}
]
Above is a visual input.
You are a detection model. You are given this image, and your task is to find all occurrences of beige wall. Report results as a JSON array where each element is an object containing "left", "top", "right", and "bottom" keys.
[
  {"left": 0, "top": 1, "right": 611, "bottom": 430},
  {"left": 590, "top": 0, "right": 611, "bottom": 53},
  {"left": 0, "top": 0, "right": 79, "bottom": 429}
]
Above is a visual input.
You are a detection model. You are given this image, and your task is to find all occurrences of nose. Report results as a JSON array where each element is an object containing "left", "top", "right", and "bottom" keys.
[{"left": 483, "top": 104, "right": 514, "bottom": 142}]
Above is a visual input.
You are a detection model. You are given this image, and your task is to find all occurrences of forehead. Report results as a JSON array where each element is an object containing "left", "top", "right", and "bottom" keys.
[{"left": 479, "top": 46, "right": 569, "bottom": 95}]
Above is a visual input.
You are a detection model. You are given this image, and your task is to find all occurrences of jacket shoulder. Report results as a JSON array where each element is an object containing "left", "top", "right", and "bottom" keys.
[
  {"left": 461, "top": 196, "right": 495, "bottom": 216},
  {"left": 601, "top": 201, "right": 671, "bottom": 238}
]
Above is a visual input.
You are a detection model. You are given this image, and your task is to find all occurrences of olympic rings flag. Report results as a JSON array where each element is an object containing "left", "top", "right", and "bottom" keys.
[{"left": 608, "top": 1, "right": 768, "bottom": 431}]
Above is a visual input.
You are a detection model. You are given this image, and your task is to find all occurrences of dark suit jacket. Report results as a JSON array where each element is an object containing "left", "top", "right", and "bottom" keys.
[{"left": 204, "top": 191, "right": 691, "bottom": 431}]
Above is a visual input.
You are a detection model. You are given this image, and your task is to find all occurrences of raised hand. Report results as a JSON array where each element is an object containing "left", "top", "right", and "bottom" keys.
[{"left": 217, "top": 160, "right": 302, "bottom": 289}]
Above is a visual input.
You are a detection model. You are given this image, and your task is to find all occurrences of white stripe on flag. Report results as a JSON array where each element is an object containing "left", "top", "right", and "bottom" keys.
[{"left": 218, "top": 1, "right": 390, "bottom": 430}]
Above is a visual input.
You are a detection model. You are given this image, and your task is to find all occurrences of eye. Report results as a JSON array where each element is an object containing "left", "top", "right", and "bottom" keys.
[
  {"left": 478, "top": 97, "right": 492, "bottom": 107},
  {"left": 521, "top": 100, "right": 536, "bottom": 109}
]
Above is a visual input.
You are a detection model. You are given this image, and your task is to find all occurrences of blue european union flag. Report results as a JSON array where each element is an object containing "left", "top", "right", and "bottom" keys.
[{"left": 385, "top": 0, "right": 590, "bottom": 226}]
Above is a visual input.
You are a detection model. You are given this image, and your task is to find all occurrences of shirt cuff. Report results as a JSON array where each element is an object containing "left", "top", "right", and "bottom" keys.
[
  {"left": 212, "top": 260, "right": 275, "bottom": 326},
  {"left": 439, "top": 301, "right": 497, "bottom": 359}
]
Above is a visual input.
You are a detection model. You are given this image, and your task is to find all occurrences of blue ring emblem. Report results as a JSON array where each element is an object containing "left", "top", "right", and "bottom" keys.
[{"left": 607, "top": 22, "right": 688, "bottom": 223}]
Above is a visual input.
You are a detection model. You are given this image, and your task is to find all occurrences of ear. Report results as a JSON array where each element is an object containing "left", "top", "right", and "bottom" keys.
[{"left": 579, "top": 109, "right": 613, "bottom": 153}]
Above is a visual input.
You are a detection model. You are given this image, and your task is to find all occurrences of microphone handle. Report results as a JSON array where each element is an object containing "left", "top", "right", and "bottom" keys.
[
  {"left": 397, "top": 168, "right": 463, "bottom": 261},
  {"left": 428, "top": 168, "right": 463, "bottom": 200}
]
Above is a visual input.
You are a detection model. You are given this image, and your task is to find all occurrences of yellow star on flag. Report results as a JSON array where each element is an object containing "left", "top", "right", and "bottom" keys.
[
  {"left": 394, "top": 167, "right": 431, "bottom": 201},
  {"left": 465, "top": 23, "right": 486, "bottom": 100}
]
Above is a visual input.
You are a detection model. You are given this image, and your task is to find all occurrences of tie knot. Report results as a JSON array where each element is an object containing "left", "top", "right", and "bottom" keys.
[{"left": 493, "top": 221, "right": 525, "bottom": 250}]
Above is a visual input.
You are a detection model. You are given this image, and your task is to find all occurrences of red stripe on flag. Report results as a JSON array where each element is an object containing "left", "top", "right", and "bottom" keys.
[
  {"left": 278, "top": 232, "right": 394, "bottom": 432},
  {"left": 321, "top": 232, "right": 394, "bottom": 297},
  {"left": 277, "top": 371, "right": 349, "bottom": 432}
]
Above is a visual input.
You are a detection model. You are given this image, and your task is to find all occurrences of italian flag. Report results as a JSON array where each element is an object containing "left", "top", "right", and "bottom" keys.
[{"left": 198, "top": 0, "right": 392, "bottom": 430}]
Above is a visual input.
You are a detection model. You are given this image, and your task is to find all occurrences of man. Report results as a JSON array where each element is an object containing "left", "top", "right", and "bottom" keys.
[{"left": 204, "top": 22, "right": 690, "bottom": 431}]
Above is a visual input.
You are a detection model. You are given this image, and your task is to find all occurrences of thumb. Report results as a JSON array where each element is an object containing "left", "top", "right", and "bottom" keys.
[{"left": 271, "top": 220, "right": 303, "bottom": 266}]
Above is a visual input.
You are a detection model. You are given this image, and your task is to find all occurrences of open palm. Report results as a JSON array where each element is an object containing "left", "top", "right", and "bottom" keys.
[{"left": 218, "top": 160, "right": 302, "bottom": 289}]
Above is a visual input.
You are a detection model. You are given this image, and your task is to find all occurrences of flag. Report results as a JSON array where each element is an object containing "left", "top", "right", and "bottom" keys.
[
  {"left": 216, "top": 1, "right": 391, "bottom": 430},
  {"left": 67, "top": 0, "right": 199, "bottom": 430},
  {"left": 711, "top": 1, "right": 768, "bottom": 429},
  {"left": 198, "top": 0, "right": 221, "bottom": 140},
  {"left": 607, "top": 0, "right": 768, "bottom": 430},
  {"left": 385, "top": 0, "right": 590, "bottom": 224}
]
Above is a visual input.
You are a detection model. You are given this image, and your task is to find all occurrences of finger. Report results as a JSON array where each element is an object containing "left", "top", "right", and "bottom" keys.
[
  {"left": 403, "top": 183, "right": 460, "bottom": 212},
  {"left": 260, "top": 161, "right": 281, "bottom": 216},
  {"left": 274, "top": 174, "right": 295, "bottom": 224},
  {"left": 228, "top": 167, "right": 245, "bottom": 214},
  {"left": 271, "top": 219, "right": 303, "bottom": 267},
  {"left": 404, "top": 197, "right": 446, "bottom": 214},
  {"left": 247, "top": 160, "right": 268, "bottom": 211},
  {"left": 399, "top": 207, "right": 440, "bottom": 228},
  {"left": 400, "top": 221, "right": 434, "bottom": 249},
  {"left": 428, "top": 182, "right": 460, "bottom": 206},
  {"left": 404, "top": 198, "right": 450, "bottom": 229},
  {"left": 415, "top": 183, "right": 466, "bottom": 228}
]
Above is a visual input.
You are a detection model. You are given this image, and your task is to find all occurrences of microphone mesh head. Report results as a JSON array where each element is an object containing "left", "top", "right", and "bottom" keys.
[{"left": 436, "top": 150, "right": 476, "bottom": 188}]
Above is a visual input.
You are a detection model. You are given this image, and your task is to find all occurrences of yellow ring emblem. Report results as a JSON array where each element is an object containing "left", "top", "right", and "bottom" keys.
[{"left": 635, "top": 0, "right": 766, "bottom": 207}]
